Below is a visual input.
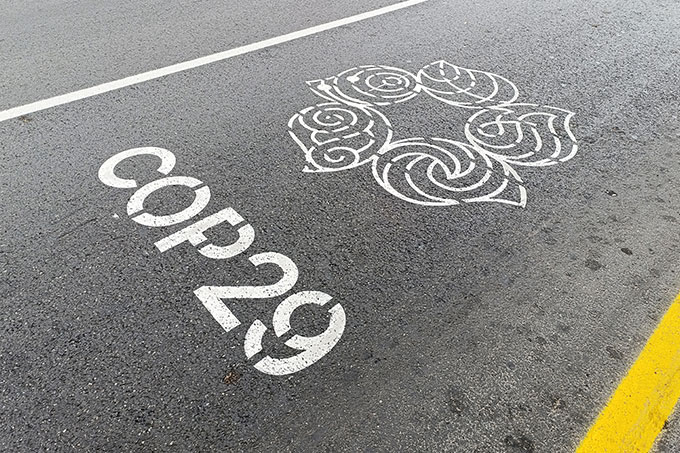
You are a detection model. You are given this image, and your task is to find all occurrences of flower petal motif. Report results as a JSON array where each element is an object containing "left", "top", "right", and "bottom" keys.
[
  {"left": 306, "top": 65, "right": 421, "bottom": 107},
  {"left": 371, "top": 138, "right": 526, "bottom": 206},
  {"left": 288, "top": 60, "right": 578, "bottom": 208},
  {"left": 464, "top": 103, "right": 578, "bottom": 166},
  {"left": 288, "top": 102, "right": 393, "bottom": 172},
  {"left": 417, "top": 60, "right": 519, "bottom": 108}
]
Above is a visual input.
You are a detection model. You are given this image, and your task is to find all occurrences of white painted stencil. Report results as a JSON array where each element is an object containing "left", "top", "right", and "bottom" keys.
[
  {"left": 99, "top": 148, "right": 346, "bottom": 377},
  {"left": 289, "top": 60, "right": 578, "bottom": 207}
]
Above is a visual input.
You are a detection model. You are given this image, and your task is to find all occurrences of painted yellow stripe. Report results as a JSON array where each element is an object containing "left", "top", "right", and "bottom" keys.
[{"left": 577, "top": 293, "right": 680, "bottom": 452}]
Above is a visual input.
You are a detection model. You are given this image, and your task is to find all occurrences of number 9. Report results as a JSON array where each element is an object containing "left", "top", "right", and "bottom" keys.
[{"left": 243, "top": 291, "right": 346, "bottom": 376}]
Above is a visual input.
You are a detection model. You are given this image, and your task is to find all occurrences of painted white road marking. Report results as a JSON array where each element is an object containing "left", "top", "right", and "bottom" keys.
[
  {"left": 194, "top": 286, "right": 243, "bottom": 333},
  {"left": 99, "top": 148, "right": 346, "bottom": 376},
  {"left": 418, "top": 60, "right": 519, "bottom": 108},
  {"left": 196, "top": 252, "right": 299, "bottom": 301},
  {"left": 155, "top": 207, "right": 255, "bottom": 259},
  {"left": 98, "top": 147, "right": 176, "bottom": 189},
  {"left": 289, "top": 102, "right": 393, "bottom": 172},
  {"left": 0, "top": 0, "right": 429, "bottom": 123},
  {"left": 289, "top": 60, "right": 578, "bottom": 207},
  {"left": 244, "top": 291, "right": 346, "bottom": 376},
  {"left": 127, "top": 176, "right": 211, "bottom": 227}
]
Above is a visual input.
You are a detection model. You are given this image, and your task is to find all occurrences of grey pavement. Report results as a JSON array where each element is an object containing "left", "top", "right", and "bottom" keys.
[{"left": 1, "top": 0, "right": 680, "bottom": 451}]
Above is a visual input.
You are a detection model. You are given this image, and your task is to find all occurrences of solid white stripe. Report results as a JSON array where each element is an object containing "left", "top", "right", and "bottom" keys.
[{"left": 0, "top": 0, "right": 429, "bottom": 123}]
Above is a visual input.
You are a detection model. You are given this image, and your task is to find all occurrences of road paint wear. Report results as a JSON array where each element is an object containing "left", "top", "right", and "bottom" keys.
[
  {"left": 0, "top": 0, "right": 429, "bottom": 123},
  {"left": 577, "top": 293, "right": 680, "bottom": 452},
  {"left": 98, "top": 148, "right": 346, "bottom": 376},
  {"left": 288, "top": 60, "right": 578, "bottom": 207}
]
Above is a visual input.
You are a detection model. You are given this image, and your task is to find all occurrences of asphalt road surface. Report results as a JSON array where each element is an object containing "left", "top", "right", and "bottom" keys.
[{"left": 2, "top": 0, "right": 680, "bottom": 451}]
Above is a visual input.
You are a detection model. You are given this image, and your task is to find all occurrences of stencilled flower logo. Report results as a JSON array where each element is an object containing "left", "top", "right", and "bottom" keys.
[
  {"left": 288, "top": 60, "right": 578, "bottom": 207},
  {"left": 288, "top": 102, "right": 392, "bottom": 172}
]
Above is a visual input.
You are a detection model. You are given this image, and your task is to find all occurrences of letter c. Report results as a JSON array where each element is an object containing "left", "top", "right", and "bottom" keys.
[{"left": 98, "top": 147, "right": 176, "bottom": 189}]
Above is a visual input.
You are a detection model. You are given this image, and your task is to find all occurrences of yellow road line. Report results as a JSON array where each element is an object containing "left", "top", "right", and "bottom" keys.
[{"left": 577, "top": 293, "right": 680, "bottom": 452}]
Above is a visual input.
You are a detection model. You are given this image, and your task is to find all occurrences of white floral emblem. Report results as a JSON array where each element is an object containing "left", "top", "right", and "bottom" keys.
[{"left": 288, "top": 60, "right": 578, "bottom": 207}]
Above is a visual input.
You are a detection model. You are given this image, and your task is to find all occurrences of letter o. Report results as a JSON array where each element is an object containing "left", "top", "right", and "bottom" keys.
[{"left": 127, "top": 176, "right": 211, "bottom": 227}]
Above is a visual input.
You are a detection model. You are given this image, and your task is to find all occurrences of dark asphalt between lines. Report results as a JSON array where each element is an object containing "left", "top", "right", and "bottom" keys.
[{"left": 2, "top": 0, "right": 680, "bottom": 451}]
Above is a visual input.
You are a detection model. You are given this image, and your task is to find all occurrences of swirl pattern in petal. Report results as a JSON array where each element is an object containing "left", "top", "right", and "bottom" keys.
[
  {"left": 417, "top": 60, "right": 519, "bottom": 108},
  {"left": 371, "top": 138, "right": 526, "bottom": 206},
  {"left": 464, "top": 103, "right": 578, "bottom": 166},
  {"left": 288, "top": 102, "right": 393, "bottom": 172},
  {"left": 307, "top": 65, "right": 421, "bottom": 107},
  {"left": 290, "top": 59, "right": 579, "bottom": 208}
]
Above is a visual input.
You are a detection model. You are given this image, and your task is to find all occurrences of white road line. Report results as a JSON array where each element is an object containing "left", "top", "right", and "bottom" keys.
[{"left": 0, "top": 0, "right": 429, "bottom": 123}]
